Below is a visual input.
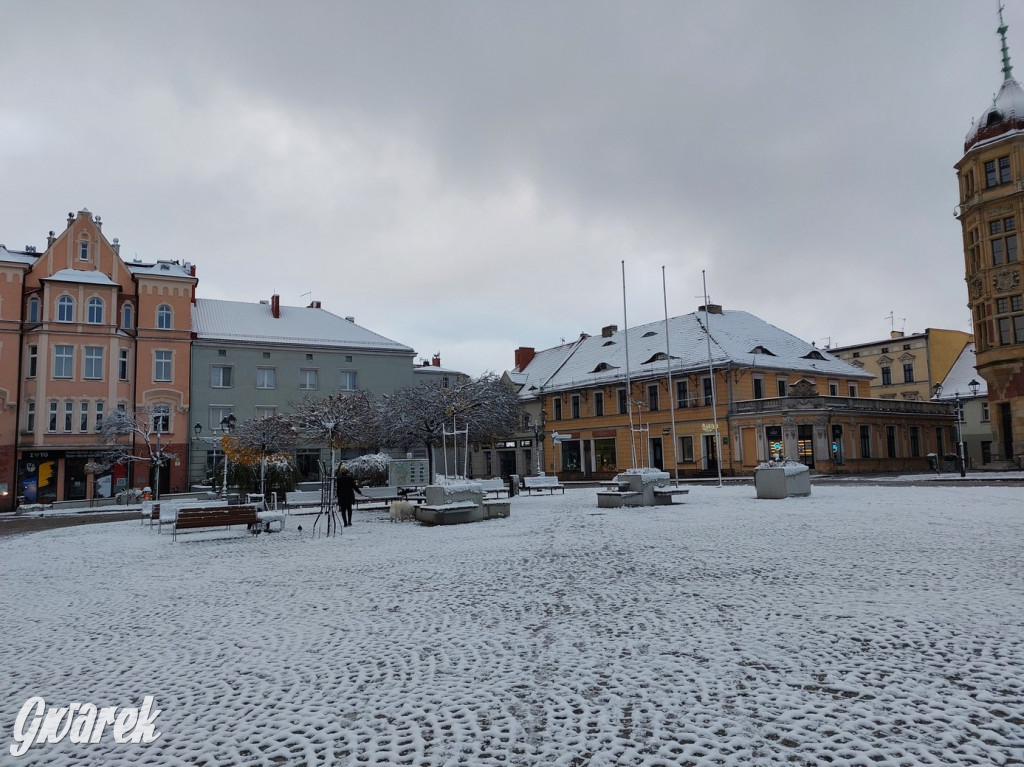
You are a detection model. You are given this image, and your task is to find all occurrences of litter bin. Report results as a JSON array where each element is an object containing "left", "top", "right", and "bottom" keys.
[
  {"left": 926, "top": 453, "right": 938, "bottom": 473},
  {"left": 509, "top": 474, "right": 520, "bottom": 497}
]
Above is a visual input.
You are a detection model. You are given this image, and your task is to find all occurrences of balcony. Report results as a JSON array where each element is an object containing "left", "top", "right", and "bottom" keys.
[{"left": 730, "top": 395, "right": 954, "bottom": 418}]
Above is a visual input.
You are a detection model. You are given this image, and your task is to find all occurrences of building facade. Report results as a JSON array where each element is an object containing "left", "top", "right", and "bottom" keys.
[
  {"left": 1, "top": 209, "right": 196, "bottom": 509},
  {"left": 189, "top": 296, "right": 417, "bottom": 486},
  {"left": 510, "top": 306, "right": 956, "bottom": 480},
  {"left": 955, "top": 14, "right": 1024, "bottom": 468}
]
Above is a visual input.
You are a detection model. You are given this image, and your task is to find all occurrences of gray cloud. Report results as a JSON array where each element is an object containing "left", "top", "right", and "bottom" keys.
[{"left": 2, "top": 1, "right": 1004, "bottom": 373}]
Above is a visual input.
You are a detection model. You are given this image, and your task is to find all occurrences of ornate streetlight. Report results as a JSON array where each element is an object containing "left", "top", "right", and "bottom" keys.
[{"left": 193, "top": 415, "right": 236, "bottom": 498}]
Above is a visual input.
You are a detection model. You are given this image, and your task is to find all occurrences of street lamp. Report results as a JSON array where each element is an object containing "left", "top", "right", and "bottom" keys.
[
  {"left": 220, "top": 414, "right": 236, "bottom": 498},
  {"left": 934, "top": 382, "right": 969, "bottom": 478}
]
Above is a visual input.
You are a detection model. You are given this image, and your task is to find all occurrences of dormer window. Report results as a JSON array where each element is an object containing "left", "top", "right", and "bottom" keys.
[
  {"left": 642, "top": 331, "right": 657, "bottom": 337},
  {"left": 79, "top": 240, "right": 89, "bottom": 261},
  {"left": 591, "top": 362, "right": 617, "bottom": 373},
  {"left": 602, "top": 340, "right": 616, "bottom": 347},
  {"left": 802, "top": 350, "right": 825, "bottom": 360},
  {"left": 749, "top": 345, "right": 775, "bottom": 356},
  {"left": 642, "top": 352, "right": 668, "bottom": 364}
]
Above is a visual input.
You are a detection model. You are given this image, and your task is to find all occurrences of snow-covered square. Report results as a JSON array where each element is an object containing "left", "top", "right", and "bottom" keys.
[{"left": 1, "top": 482, "right": 1022, "bottom": 766}]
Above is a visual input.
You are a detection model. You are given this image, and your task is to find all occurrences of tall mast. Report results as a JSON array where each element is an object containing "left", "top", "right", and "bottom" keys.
[
  {"left": 702, "top": 270, "right": 723, "bottom": 487},
  {"left": 999, "top": 2, "right": 1014, "bottom": 81},
  {"left": 622, "top": 260, "right": 637, "bottom": 468},
  {"left": 662, "top": 266, "right": 679, "bottom": 482}
]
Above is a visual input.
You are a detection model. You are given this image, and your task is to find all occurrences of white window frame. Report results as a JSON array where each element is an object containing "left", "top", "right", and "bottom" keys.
[
  {"left": 156, "top": 304, "right": 172, "bottom": 330},
  {"left": 118, "top": 349, "right": 129, "bottom": 381},
  {"left": 299, "top": 368, "right": 318, "bottom": 390},
  {"left": 211, "top": 365, "right": 233, "bottom": 388},
  {"left": 339, "top": 371, "right": 356, "bottom": 391},
  {"left": 57, "top": 295, "right": 74, "bottom": 323},
  {"left": 256, "top": 367, "right": 277, "bottom": 390},
  {"left": 154, "top": 350, "right": 172, "bottom": 382},
  {"left": 54, "top": 345, "right": 74, "bottom": 378},
  {"left": 84, "top": 347, "right": 104, "bottom": 380},
  {"left": 87, "top": 297, "right": 104, "bottom": 324}
]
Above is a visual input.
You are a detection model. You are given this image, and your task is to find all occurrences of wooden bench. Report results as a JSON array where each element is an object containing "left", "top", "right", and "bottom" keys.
[
  {"left": 477, "top": 478, "right": 509, "bottom": 498},
  {"left": 523, "top": 475, "right": 565, "bottom": 494},
  {"left": 171, "top": 504, "right": 262, "bottom": 541}
]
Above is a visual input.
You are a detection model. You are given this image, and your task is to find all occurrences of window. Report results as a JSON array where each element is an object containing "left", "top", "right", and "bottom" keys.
[
  {"left": 886, "top": 426, "right": 897, "bottom": 458},
  {"left": 985, "top": 155, "right": 1011, "bottom": 187},
  {"left": 594, "top": 392, "right": 604, "bottom": 416},
  {"left": 118, "top": 349, "right": 129, "bottom": 381},
  {"left": 902, "top": 363, "right": 914, "bottom": 383},
  {"left": 989, "top": 216, "right": 1017, "bottom": 266},
  {"left": 647, "top": 384, "right": 659, "bottom": 412},
  {"left": 64, "top": 401, "right": 73, "bottom": 432},
  {"left": 26, "top": 401, "right": 35, "bottom": 432},
  {"left": 299, "top": 368, "right": 318, "bottom": 390},
  {"left": 776, "top": 378, "right": 787, "bottom": 398},
  {"left": 95, "top": 402, "right": 104, "bottom": 431},
  {"left": 54, "top": 345, "right": 73, "bottom": 378},
  {"left": 571, "top": 394, "right": 580, "bottom": 419},
  {"left": 860, "top": 425, "right": 872, "bottom": 458},
  {"left": 87, "top": 297, "right": 104, "bottom": 324},
  {"left": 79, "top": 240, "right": 89, "bottom": 260},
  {"left": 753, "top": 377, "right": 765, "bottom": 399},
  {"left": 880, "top": 347, "right": 889, "bottom": 354},
  {"left": 57, "top": 296, "right": 74, "bottom": 322},
  {"left": 679, "top": 435, "right": 694, "bottom": 462},
  {"left": 254, "top": 406, "right": 277, "bottom": 420},
  {"left": 122, "top": 303, "right": 132, "bottom": 329},
  {"left": 828, "top": 381, "right": 838, "bottom": 396},
  {"left": 995, "top": 293, "right": 1024, "bottom": 345},
  {"left": 982, "top": 401, "right": 990, "bottom": 422},
  {"left": 881, "top": 366, "right": 892, "bottom": 386},
  {"left": 618, "top": 388, "right": 628, "bottom": 414},
  {"left": 84, "top": 347, "right": 104, "bottom": 379},
  {"left": 703, "top": 377, "right": 714, "bottom": 405},
  {"left": 849, "top": 384, "right": 858, "bottom": 397},
  {"left": 968, "top": 227, "right": 982, "bottom": 273},
  {"left": 264, "top": 352, "right": 272, "bottom": 359},
  {"left": 154, "top": 351, "right": 172, "bottom": 382},
  {"left": 156, "top": 304, "right": 172, "bottom": 329},
  {"left": 676, "top": 380, "right": 690, "bottom": 408},
  {"left": 554, "top": 397, "right": 563, "bottom": 420},
  {"left": 338, "top": 371, "right": 356, "bottom": 391},
  {"left": 152, "top": 405, "right": 169, "bottom": 434},
  {"left": 256, "top": 367, "right": 277, "bottom": 389},
  {"left": 345, "top": 355, "right": 353, "bottom": 362},
  {"left": 909, "top": 426, "right": 920, "bottom": 457},
  {"left": 210, "top": 406, "right": 234, "bottom": 431},
  {"left": 27, "top": 346, "right": 37, "bottom": 378},
  {"left": 27, "top": 297, "right": 40, "bottom": 323},
  {"left": 48, "top": 402, "right": 57, "bottom": 432},
  {"left": 211, "top": 365, "right": 233, "bottom": 388},
  {"left": 80, "top": 402, "right": 89, "bottom": 432}
]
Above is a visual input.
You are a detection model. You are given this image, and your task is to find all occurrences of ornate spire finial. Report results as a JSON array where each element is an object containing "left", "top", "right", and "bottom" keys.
[{"left": 999, "top": 2, "right": 1014, "bottom": 80}]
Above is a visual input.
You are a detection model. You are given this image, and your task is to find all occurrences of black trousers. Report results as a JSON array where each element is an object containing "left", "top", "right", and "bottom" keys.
[{"left": 340, "top": 503, "right": 353, "bottom": 526}]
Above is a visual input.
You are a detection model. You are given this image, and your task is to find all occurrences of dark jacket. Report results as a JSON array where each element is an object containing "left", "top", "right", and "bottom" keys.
[{"left": 335, "top": 470, "right": 361, "bottom": 505}]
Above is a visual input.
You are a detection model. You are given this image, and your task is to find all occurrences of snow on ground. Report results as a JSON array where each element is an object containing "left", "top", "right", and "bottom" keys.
[{"left": 1, "top": 484, "right": 1022, "bottom": 766}]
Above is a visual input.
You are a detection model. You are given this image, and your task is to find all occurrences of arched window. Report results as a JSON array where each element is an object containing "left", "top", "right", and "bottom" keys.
[
  {"left": 87, "top": 297, "right": 104, "bottom": 324},
  {"left": 57, "top": 296, "right": 74, "bottom": 323},
  {"left": 156, "top": 304, "right": 172, "bottom": 330},
  {"left": 122, "top": 303, "right": 132, "bottom": 329},
  {"left": 27, "top": 297, "right": 40, "bottom": 323}
]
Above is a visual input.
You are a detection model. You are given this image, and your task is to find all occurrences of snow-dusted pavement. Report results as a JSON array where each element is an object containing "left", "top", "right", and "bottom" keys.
[{"left": 1, "top": 484, "right": 1022, "bottom": 766}]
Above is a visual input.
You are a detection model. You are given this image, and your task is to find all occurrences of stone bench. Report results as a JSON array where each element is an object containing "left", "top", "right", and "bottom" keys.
[{"left": 523, "top": 476, "right": 565, "bottom": 494}]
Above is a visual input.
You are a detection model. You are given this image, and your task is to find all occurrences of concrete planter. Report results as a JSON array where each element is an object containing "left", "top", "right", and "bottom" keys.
[{"left": 754, "top": 464, "right": 811, "bottom": 499}]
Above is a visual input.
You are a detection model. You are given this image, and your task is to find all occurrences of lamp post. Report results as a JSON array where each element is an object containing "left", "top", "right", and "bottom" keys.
[{"left": 220, "top": 414, "right": 236, "bottom": 498}]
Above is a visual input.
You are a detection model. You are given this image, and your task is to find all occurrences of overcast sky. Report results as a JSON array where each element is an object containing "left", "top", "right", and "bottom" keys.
[{"left": 1, "top": 1, "right": 1014, "bottom": 376}]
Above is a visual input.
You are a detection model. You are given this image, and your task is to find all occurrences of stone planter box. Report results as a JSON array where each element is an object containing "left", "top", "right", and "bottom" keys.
[{"left": 754, "top": 464, "right": 811, "bottom": 499}]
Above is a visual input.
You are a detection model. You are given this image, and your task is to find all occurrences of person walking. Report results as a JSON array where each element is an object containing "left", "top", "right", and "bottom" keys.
[{"left": 335, "top": 466, "right": 362, "bottom": 527}]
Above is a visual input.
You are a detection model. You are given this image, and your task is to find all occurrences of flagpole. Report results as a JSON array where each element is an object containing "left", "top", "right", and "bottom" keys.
[
  {"left": 622, "top": 260, "right": 636, "bottom": 468},
  {"left": 702, "top": 270, "right": 723, "bottom": 487},
  {"left": 663, "top": 266, "right": 679, "bottom": 482}
]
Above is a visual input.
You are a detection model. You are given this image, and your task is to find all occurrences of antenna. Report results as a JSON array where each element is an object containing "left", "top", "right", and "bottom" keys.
[
  {"left": 300, "top": 291, "right": 311, "bottom": 301},
  {"left": 999, "top": 1, "right": 1014, "bottom": 81},
  {"left": 819, "top": 337, "right": 832, "bottom": 349}
]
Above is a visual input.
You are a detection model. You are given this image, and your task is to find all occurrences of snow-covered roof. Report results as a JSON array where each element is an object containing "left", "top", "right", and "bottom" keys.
[
  {"left": 192, "top": 298, "right": 415, "bottom": 353},
  {"left": 965, "top": 77, "right": 1024, "bottom": 150},
  {"left": 127, "top": 260, "right": 195, "bottom": 279},
  {"left": 0, "top": 245, "right": 37, "bottom": 265},
  {"left": 42, "top": 268, "right": 119, "bottom": 286},
  {"left": 513, "top": 309, "right": 871, "bottom": 396},
  {"left": 935, "top": 343, "right": 987, "bottom": 400}
]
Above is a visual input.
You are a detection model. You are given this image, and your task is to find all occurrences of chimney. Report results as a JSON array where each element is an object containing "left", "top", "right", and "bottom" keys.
[
  {"left": 112, "top": 237, "right": 120, "bottom": 254},
  {"left": 345, "top": 316, "right": 355, "bottom": 323},
  {"left": 270, "top": 294, "right": 280, "bottom": 318},
  {"left": 308, "top": 300, "right": 322, "bottom": 309},
  {"left": 432, "top": 354, "right": 441, "bottom": 367},
  {"left": 515, "top": 346, "right": 536, "bottom": 369},
  {"left": 67, "top": 212, "right": 75, "bottom": 226},
  {"left": 699, "top": 304, "right": 723, "bottom": 315},
  {"left": 890, "top": 330, "right": 904, "bottom": 339},
  {"left": 601, "top": 324, "right": 617, "bottom": 338},
  {"left": 47, "top": 230, "right": 56, "bottom": 247}
]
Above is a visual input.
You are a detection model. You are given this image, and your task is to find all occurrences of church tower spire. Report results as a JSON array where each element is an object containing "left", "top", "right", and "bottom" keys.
[{"left": 999, "top": 2, "right": 1014, "bottom": 81}]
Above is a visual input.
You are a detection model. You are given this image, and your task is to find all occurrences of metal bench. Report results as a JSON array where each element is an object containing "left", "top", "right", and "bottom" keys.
[{"left": 523, "top": 476, "right": 565, "bottom": 494}]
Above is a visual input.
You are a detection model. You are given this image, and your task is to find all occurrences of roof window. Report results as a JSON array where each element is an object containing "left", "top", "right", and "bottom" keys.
[
  {"left": 591, "top": 362, "right": 618, "bottom": 373},
  {"left": 802, "top": 350, "right": 826, "bottom": 360},
  {"left": 642, "top": 352, "right": 668, "bottom": 364},
  {"left": 749, "top": 345, "right": 775, "bottom": 356}
]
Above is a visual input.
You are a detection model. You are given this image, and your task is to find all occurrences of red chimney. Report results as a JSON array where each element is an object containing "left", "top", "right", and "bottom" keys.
[
  {"left": 515, "top": 347, "right": 536, "bottom": 369},
  {"left": 432, "top": 354, "right": 441, "bottom": 367},
  {"left": 271, "top": 294, "right": 280, "bottom": 318}
]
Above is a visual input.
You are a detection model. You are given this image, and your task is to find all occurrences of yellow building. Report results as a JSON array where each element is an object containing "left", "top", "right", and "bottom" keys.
[
  {"left": 954, "top": 11, "right": 1024, "bottom": 468},
  {"left": 508, "top": 306, "right": 955, "bottom": 479},
  {"left": 828, "top": 329, "right": 972, "bottom": 402}
]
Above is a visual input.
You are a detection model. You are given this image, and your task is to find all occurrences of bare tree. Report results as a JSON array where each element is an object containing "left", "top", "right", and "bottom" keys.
[
  {"left": 96, "top": 406, "right": 175, "bottom": 499},
  {"left": 290, "top": 392, "right": 382, "bottom": 476},
  {"left": 382, "top": 373, "right": 523, "bottom": 479},
  {"left": 230, "top": 415, "right": 299, "bottom": 496}
]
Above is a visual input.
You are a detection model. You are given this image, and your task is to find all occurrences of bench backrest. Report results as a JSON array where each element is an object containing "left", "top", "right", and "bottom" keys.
[
  {"left": 525, "top": 476, "right": 559, "bottom": 487},
  {"left": 478, "top": 478, "right": 506, "bottom": 491},
  {"left": 175, "top": 504, "right": 259, "bottom": 529}
]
